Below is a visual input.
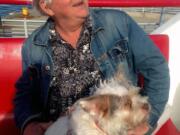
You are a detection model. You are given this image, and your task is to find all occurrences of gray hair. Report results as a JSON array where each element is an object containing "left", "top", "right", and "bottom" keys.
[{"left": 33, "top": 0, "right": 52, "bottom": 15}]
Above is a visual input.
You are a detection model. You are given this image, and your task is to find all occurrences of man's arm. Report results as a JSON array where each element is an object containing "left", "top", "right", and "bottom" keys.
[
  {"left": 14, "top": 41, "right": 43, "bottom": 134},
  {"left": 126, "top": 13, "right": 170, "bottom": 131}
]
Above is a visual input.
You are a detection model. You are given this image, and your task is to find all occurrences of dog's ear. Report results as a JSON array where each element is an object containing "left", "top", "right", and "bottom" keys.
[{"left": 79, "top": 95, "right": 109, "bottom": 118}]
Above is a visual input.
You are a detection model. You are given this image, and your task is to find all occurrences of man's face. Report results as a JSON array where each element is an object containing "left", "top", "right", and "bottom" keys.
[{"left": 48, "top": 0, "right": 89, "bottom": 20}]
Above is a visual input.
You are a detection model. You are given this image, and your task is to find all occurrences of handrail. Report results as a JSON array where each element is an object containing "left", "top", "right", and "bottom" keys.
[
  {"left": 0, "top": 0, "right": 180, "bottom": 7},
  {"left": 1, "top": 19, "right": 45, "bottom": 23},
  {"left": 0, "top": 18, "right": 158, "bottom": 37},
  {"left": 0, "top": 0, "right": 31, "bottom": 5},
  {"left": 89, "top": 0, "right": 180, "bottom": 7}
]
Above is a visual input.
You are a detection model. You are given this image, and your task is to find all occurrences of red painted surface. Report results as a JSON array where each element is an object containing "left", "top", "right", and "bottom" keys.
[
  {"left": 155, "top": 119, "right": 180, "bottom": 135},
  {"left": 1, "top": 0, "right": 180, "bottom": 7},
  {"left": 149, "top": 34, "right": 169, "bottom": 62},
  {"left": 0, "top": 38, "right": 24, "bottom": 114},
  {"left": 0, "top": 38, "right": 24, "bottom": 135},
  {"left": 0, "top": 0, "right": 31, "bottom": 5},
  {"left": 89, "top": 0, "right": 180, "bottom": 7}
]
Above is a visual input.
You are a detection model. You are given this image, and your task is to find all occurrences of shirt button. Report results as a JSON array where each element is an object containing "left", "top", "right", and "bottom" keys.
[{"left": 45, "top": 65, "right": 50, "bottom": 71}]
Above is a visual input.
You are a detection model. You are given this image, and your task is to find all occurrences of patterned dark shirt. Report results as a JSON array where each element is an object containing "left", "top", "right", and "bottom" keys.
[{"left": 46, "top": 17, "right": 103, "bottom": 121}]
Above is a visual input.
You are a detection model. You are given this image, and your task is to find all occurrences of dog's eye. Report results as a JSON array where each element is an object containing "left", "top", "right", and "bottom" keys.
[
  {"left": 142, "top": 103, "right": 150, "bottom": 111},
  {"left": 124, "top": 97, "right": 132, "bottom": 109}
]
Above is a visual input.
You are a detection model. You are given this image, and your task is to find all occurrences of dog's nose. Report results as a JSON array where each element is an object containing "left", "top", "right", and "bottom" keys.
[{"left": 142, "top": 103, "right": 150, "bottom": 111}]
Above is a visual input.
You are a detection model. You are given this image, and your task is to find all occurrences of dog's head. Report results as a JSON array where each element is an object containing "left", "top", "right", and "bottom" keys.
[{"left": 78, "top": 89, "right": 150, "bottom": 134}]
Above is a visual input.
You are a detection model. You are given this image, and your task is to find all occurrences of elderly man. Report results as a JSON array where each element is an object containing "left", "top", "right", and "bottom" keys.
[{"left": 14, "top": 0, "right": 170, "bottom": 135}]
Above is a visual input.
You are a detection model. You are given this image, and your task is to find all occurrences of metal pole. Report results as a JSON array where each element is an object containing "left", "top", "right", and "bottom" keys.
[
  {"left": 24, "top": 17, "right": 28, "bottom": 37},
  {"left": 0, "top": 16, "right": 2, "bottom": 37},
  {"left": 159, "top": 7, "right": 165, "bottom": 26},
  {"left": 0, "top": 17, "right": 2, "bottom": 26}
]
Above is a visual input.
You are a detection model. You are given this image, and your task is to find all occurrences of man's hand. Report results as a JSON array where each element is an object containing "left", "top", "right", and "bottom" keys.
[
  {"left": 128, "top": 122, "right": 149, "bottom": 135},
  {"left": 23, "top": 121, "right": 52, "bottom": 135}
]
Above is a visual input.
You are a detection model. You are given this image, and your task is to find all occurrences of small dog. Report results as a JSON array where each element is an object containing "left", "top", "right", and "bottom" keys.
[{"left": 45, "top": 73, "right": 150, "bottom": 135}]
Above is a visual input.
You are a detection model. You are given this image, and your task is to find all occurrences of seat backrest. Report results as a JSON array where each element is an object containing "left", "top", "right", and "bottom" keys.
[
  {"left": 149, "top": 34, "right": 169, "bottom": 61},
  {"left": 0, "top": 34, "right": 169, "bottom": 135},
  {"left": 0, "top": 38, "right": 24, "bottom": 114},
  {"left": 0, "top": 38, "right": 24, "bottom": 135}
]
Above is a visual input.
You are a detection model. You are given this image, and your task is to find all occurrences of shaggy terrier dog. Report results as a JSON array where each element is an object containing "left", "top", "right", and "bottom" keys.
[{"left": 45, "top": 73, "right": 150, "bottom": 135}]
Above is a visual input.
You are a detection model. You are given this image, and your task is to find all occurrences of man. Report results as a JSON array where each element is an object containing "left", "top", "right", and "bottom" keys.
[{"left": 14, "top": 0, "right": 170, "bottom": 135}]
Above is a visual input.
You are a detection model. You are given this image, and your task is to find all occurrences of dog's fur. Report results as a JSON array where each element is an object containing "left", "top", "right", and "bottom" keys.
[{"left": 45, "top": 73, "right": 150, "bottom": 135}]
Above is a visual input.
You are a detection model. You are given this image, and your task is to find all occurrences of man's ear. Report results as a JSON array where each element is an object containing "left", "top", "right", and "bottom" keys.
[
  {"left": 79, "top": 95, "right": 109, "bottom": 118},
  {"left": 39, "top": 0, "right": 54, "bottom": 16}
]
